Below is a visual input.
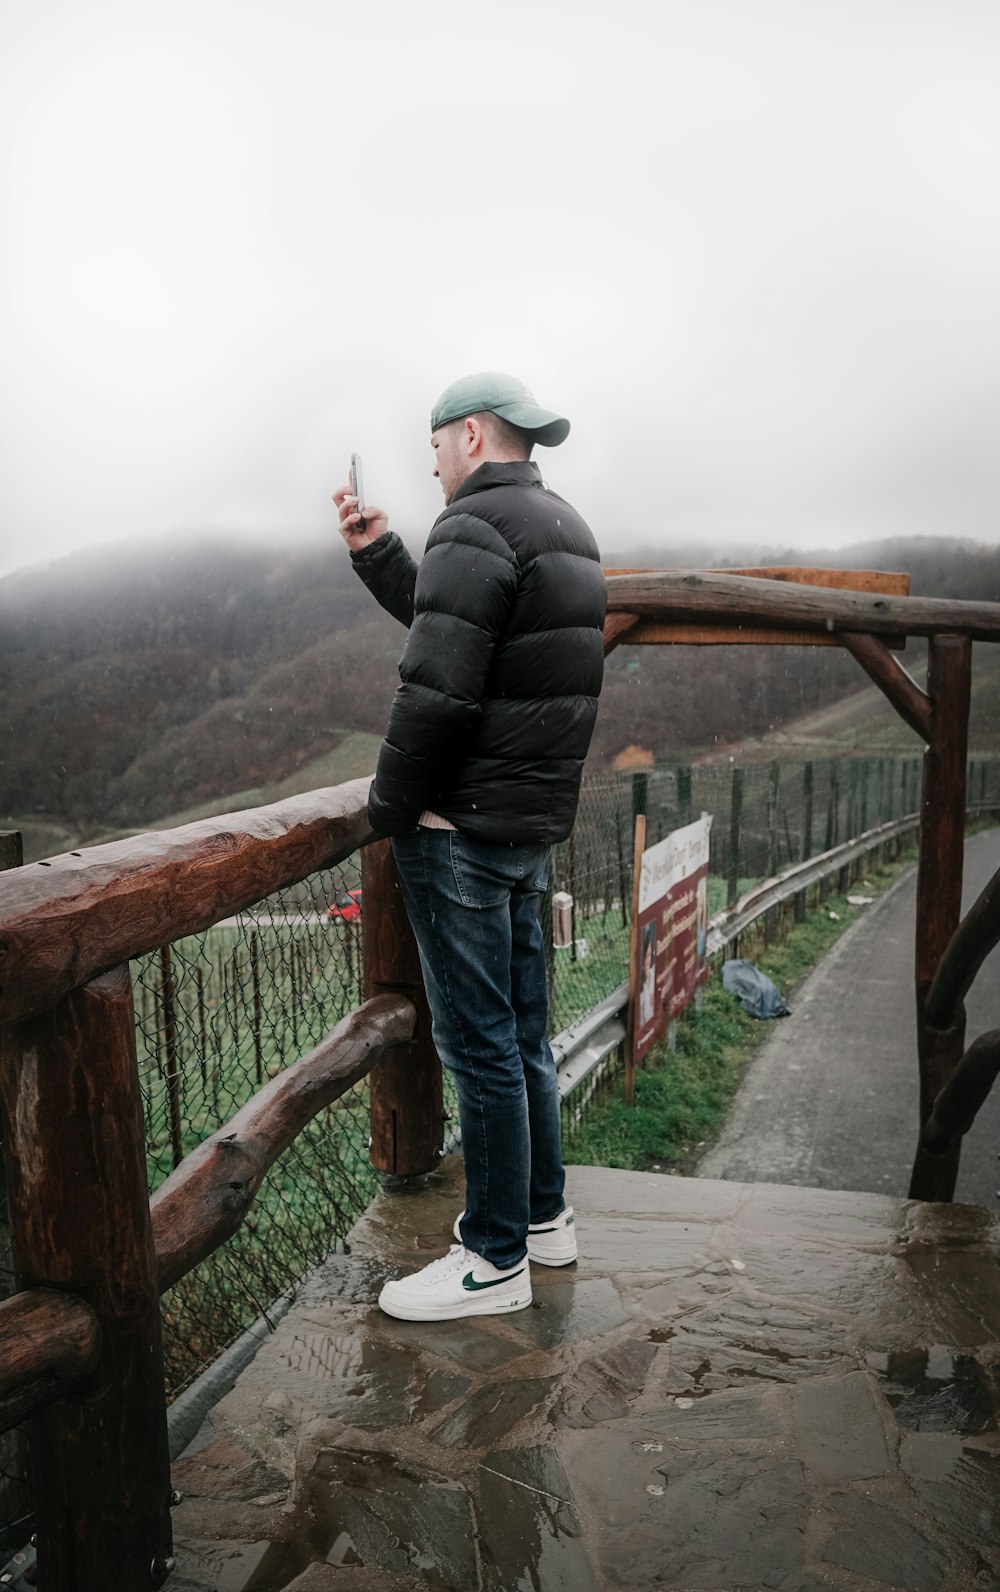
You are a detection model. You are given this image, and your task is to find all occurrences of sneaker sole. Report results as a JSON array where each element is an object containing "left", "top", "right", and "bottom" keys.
[
  {"left": 452, "top": 1215, "right": 578, "bottom": 1267},
  {"left": 527, "top": 1240, "right": 578, "bottom": 1267},
  {"left": 377, "top": 1287, "right": 533, "bottom": 1322}
]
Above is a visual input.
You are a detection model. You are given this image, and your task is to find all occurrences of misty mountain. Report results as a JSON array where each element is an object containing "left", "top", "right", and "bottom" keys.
[{"left": 3, "top": 532, "right": 998, "bottom": 839}]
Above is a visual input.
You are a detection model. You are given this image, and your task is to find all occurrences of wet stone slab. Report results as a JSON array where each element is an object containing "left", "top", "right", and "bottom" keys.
[
  {"left": 560, "top": 1427, "right": 807, "bottom": 1589},
  {"left": 641, "top": 1384, "right": 785, "bottom": 1441},
  {"left": 870, "top": 1344, "right": 998, "bottom": 1433},
  {"left": 822, "top": 1489, "right": 952, "bottom": 1590},
  {"left": 306, "top": 1447, "right": 478, "bottom": 1590},
  {"left": 792, "top": 1371, "right": 891, "bottom": 1484},
  {"left": 380, "top": 1317, "right": 527, "bottom": 1374},
  {"left": 427, "top": 1376, "right": 558, "bottom": 1450},
  {"left": 904, "top": 1246, "right": 1000, "bottom": 1346},
  {"left": 551, "top": 1337, "right": 659, "bottom": 1427},
  {"left": 172, "top": 1433, "right": 291, "bottom": 1503},
  {"left": 508, "top": 1276, "right": 631, "bottom": 1351},
  {"left": 477, "top": 1447, "right": 600, "bottom": 1591},
  {"left": 901, "top": 1433, "right": 1000, "bottom": 1553},
  {"left": 266, "top": 1326, "right": 419, "bottom": 1431}
]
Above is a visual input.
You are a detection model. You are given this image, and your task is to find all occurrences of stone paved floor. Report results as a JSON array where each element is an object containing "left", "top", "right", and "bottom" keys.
[{"left": 168, "top": 1159, "right": 1000, "bottom": 1591}]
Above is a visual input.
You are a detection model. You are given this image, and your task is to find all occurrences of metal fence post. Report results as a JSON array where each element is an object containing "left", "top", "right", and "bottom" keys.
[{"left": 728, "top": 766, "right": 744, "bottom": 908}]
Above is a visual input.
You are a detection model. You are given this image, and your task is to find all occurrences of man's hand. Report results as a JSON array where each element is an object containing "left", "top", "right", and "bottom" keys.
[{"left": 333, "top": 478, "right": 389, "bottom": 553}]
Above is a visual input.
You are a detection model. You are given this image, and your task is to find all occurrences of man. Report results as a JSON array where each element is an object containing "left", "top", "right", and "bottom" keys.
[{"left": 334, "top": 372, "right": 606, "bottom": 1322}]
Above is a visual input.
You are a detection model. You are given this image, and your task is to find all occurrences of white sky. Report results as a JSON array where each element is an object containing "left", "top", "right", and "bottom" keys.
[{"left": 2, "top": 0, "right": 999, "bottom": 580}]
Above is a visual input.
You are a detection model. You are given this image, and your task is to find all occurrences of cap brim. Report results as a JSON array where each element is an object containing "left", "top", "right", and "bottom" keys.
[{"left": 493, "top": 401, "right": 571, "bottom": 446}]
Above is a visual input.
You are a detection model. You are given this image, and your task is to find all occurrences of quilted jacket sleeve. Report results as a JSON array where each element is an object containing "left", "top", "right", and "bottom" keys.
[
  {"left": 350, "top": 531, "right": 418, "bottom": 628},
  {"left": 368, "top": 512, "right": 519, "bottom": 834}
]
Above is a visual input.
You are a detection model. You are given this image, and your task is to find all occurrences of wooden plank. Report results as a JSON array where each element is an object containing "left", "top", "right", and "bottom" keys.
[
  {"left": 603, "top": 569, "right": 1000, "bottom": 646},
  {"left": 624, "top": 814, "right": 646, "bottom": 1108},
  {"left": 0, "top": 778, "right": 374, "bottom": 1028},
  {"left": 603, "top": 568, "right": 910, "bottom": 647},
  {"left": 362, "top": 840, "right": 443, "bottom": 1176},
  {"left": 151, "top": 994, "right": 414, "bottom": 1291},
  {"left": 0, "top": 1290, "right": 100, "bottom": 1435},
  {"left": 0, "top": 966, "right": 173, "bottom": 1589},
  {"left": 908, "top": 635, "right": 972, "bottom": 1202}
]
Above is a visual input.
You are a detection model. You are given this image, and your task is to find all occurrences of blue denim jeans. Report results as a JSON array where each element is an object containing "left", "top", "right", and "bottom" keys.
[{"left": 391, "top": 827, "right": 565, "bottom": 1269}]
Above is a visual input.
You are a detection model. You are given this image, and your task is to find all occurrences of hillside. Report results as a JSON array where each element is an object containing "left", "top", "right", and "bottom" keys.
[{"left": 3, "top": 531, "right": 999, "bottom": 851}]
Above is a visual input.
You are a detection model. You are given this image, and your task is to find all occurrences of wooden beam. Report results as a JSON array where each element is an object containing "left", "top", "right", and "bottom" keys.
[
  {"left": 908, "top": 635, "right": 973, "bottom": 1202},
  {"left": 362, "top": 840, "right": 443, "bottom": 1176},
  {"left": 0, "top": 966, "right": 173, "bottom": 1590},
  {"left": 604, "top": 570, "right": 1000, "bottom": 642},
  {"left": 0, "top": 1290, "right": 100, "bottom": 1435},
  {"left": 925, "top": 862, "right": 1000, "bottom": 1030},
  {"left": 603, "top": 612, "right": 641, "bottom": 654},
  {"left": 151, "top": 993, "right": 415, "bottom": 1292},
  {"left": 0, "top": 778, "right": 374, "bottom": 1027},
  {"left": 604, "top": 567, "right": 911, "bottom": 647},
  {"left": 841, "top": 632, "right": 932, "bottom": 743}
]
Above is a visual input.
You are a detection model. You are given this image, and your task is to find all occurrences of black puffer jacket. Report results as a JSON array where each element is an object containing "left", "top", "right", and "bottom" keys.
[{"left": 351, "top": 460, "right": 606, "bottom": 843}]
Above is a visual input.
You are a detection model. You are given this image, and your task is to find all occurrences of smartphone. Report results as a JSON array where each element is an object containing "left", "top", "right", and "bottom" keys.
[{"left": 350, "top": 452, "right": 366, "bottom": 532}]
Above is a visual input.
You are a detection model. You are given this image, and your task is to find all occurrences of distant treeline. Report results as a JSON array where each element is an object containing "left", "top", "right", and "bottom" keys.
[{"left": 2, "top": 532, "right": 998, "bottom": 835}]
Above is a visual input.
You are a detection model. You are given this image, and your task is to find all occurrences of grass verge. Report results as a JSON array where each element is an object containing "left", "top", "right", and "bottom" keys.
[{"left": 563, "top": 847, "right": 918, "bottom": 1175}]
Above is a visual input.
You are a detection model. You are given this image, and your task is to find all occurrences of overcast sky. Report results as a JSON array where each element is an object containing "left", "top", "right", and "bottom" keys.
[{"left": 2, "top": 0, "right": 999, "bottom": 581}]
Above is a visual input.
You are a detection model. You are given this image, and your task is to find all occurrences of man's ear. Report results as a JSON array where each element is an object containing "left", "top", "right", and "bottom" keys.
[{"left": 464, "top": 417, "right": 484, "bottom": 455}]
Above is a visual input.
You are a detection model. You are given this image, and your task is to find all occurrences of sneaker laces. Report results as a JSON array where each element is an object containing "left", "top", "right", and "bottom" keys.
[{"left": 419, "top": 1244, "right": 479, "bottom": 1283}]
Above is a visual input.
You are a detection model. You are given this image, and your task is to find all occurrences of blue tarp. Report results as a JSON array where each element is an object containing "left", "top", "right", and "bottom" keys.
[{"left": 722, "top": 958, "right": 791, "bottom": 1020}]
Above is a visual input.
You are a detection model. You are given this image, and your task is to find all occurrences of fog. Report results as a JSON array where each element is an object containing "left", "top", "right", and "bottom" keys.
[{"left": 2, "top": 0, "right": 999, "bottom": 581}]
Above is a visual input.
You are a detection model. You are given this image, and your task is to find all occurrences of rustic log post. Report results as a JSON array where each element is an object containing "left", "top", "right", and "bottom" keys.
[
  {"left": 0, "top": 831, "right": 26, "bottom": 1555},
  {"left": 0, "top": 965, "right": 173, "bottom": 1589},
  {"left": 909, "top": 634, "right": 973, "bottom": 1202},
  {"left": 361, "top": 840, "right": 441, "bottom": 1176}
]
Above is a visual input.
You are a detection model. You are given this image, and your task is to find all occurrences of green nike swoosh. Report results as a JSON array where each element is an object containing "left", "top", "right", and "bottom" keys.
[{"left": 462, "top": 1267, "right": 526, "bottom": 1292}]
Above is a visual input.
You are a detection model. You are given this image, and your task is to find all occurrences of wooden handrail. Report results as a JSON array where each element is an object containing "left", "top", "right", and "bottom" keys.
[
  {"left": 605, "top": 570, "right": 1000, "bottom": 641},
  {"left": 0, "top": 1290, "right": 101, "bottom": 1435},
  {"left": 0, "top": 779, "right": 374, "bottom": 1027},
  {"left": 152, "top": 994, "right": 415, "bottom": 1292}
]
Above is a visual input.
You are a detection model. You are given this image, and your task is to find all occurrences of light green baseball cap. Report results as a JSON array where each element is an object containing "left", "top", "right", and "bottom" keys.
[{"left": 430, "top": 371, "right": 570, "bottom": 446}]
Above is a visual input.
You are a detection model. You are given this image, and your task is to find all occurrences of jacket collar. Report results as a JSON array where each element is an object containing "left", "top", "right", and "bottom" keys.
[{"left": 450, "top": 460, "right": 543, "bottom": 504}]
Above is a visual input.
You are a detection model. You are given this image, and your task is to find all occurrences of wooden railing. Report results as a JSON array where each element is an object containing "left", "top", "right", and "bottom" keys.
[
  {"left": 4, "top": 568, "right": 1000, "bottom": 1588},
  {"left": 0, "top": 777, "right": 439, "bottom": 1589}
]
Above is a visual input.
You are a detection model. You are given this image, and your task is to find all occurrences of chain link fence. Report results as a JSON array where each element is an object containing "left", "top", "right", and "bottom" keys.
[{"left": 4, "top": 751, "right": 1000, "bottom": 1553}]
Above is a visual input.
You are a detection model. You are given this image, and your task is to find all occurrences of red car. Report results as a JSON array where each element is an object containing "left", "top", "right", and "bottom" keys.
[{"left": 327, "top": 888, "right": 362, "bottom": 923}]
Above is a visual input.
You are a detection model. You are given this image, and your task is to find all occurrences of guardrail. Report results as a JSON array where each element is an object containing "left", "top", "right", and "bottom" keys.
[{"left": 549, "top": 810, "right": 941, "bottom": 1118}]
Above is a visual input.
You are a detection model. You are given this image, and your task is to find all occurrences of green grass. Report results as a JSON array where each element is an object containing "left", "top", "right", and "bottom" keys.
[{"left": 564, "top": 848, "right": 917, "bottom": 1174}]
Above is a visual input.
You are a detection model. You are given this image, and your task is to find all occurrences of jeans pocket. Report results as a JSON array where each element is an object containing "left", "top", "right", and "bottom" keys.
[
  {"left": 449, "top": 835, "right": 551, "bottom": 908},
  {"left": 448, "top": 834, "right": 516, "bottom": 909}
]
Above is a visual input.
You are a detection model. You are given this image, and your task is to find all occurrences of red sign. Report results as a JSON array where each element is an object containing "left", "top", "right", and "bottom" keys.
[{"left": 633, "top": 815, "right": 711, "bottom": 1064}]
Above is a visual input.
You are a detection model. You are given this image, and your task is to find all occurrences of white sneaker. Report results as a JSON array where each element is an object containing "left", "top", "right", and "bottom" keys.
[
  {"left": 453, "top": 1207, "right": 578, "bottom": 1267},
  {"left": 377, "top": 1245, "right": 532, "bottom": 1322}
]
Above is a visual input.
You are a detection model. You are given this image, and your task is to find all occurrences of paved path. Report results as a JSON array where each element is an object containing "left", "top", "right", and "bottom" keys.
[
  {"left": 169, "top": 1157, "right": 1000, "bottom": 1591},
  {"left": 700, "top": 827, "right": 1000, "bottom": 1208}
]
